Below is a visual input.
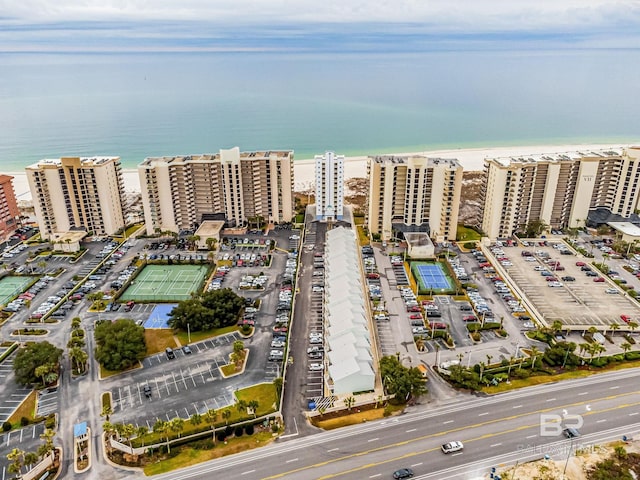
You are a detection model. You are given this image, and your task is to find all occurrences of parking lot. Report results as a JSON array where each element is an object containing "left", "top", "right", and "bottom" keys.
[{"left": 485, "top": 241, "right": 640, "bottom": 329}]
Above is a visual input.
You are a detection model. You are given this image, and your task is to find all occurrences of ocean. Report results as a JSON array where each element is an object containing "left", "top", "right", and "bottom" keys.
[{"left": 1, "top": 49, "right": 639, "bottom": 171}]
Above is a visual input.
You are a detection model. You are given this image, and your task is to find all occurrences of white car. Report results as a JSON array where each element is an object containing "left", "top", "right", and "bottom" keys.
[
  {"left": 605, "top": 288, "right": 620, "bottom": 294},
  {"left": 309, "top": 363, "right": 323, "bottom": 371},
  {"left": 441, "top": 441, "right": 464, "bottom": 454}
]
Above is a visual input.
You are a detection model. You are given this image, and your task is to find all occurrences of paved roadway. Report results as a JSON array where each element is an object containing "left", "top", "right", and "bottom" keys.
[{"left": 152, "top": 368, "right": 640, "bottom": 480}]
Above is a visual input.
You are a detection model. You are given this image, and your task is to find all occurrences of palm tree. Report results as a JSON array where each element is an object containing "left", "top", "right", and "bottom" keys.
[
  {"left": 344, "top": 396, "right": 356, "bottom": 411},
  {"left": 170, "top": 418, "right": 185, "bottom": 439},
  {"left": 478, "top": 361, "right": 486, "bottom": 382},
  {"left": 528, "top": 346, "right": 540, "bottom": 371},
  {"left": 121, "top": 424, "right": 136, "bottom": 452},
  {"left": 415, "top": 337, "right": 425, "bottom": 352},
  {"left": 203, "top": 409, "right": 218, "bottom": 442},
  {"left": 69, "top": 347, "right": 88, "bottom": 374},
  {"left": 24, "top": 451, "right": 39, "bottom": 470},
  {"left": 38, "top": 429, "right": 56, "bottom": 458},
  {"left": 7, "top": 448, "right": 25, "bottom": 476},
  {"left": 486, "top": 354, "right": 493, "bottom": 368},
  {"left": 610, "top": 323, "right": 620, "bottom": 337},
  {"left": 190, "top": 413, "right": 203, "bottom": 429},
  {"left": 222, "top": 409, "right": 232, "bottom": 425},
  {"left": 273, "top": 377, "right": 283, "bottom": 402},
  {"left": 629, "top": 321, "right": 639, "bottom": 333},
  {"left": 101, "top": 404, "right": 113, "bottom": 422},
  {"left": 153, "top": 420, "right": 170, "bottom": 453},
  {"left": 248, "top": 400, "right": 259, "bottom": 418},
  {"left": 136, "top": 426, "right": 149, "bottom": 446},
  {"left": 621, "top": 342, "right": 632, "bottom": 354},
  {"left": 236, "top": 400, "right": 247, "bottom": 414}
]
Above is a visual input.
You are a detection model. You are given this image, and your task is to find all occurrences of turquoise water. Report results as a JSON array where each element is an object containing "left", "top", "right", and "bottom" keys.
[{"left": 1, "top": 50, "right": 639, "bottom": 170}]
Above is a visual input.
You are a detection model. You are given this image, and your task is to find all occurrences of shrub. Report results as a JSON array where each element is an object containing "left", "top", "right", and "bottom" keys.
[
  {"left": 513, "top": 369, "right": 530, "bottom": 379},
  {"left": 216, "top": 432, "right": 226, "bottom": 442},
  {"left": 20, "top": 416, "right": 29, "bottom": 427},
  {"left": 626, "top": 351, "right": 640, "bottom": 360},
  {"left": 2, "top": 421, "right": 11, "bottom": 432},
  {"left": 234, "top": 426, "right": 244, "bottom": 437},
  {"left": 225, "top": 425, "right": 233, "bottom": 437},
  {"left": 463, "top": 242, "right": 476, "bottom": 249},
  {"left": 590, "top": 357, "right": 609, "bottom": 368},
  {"left": 245, "top": 424, "right": 254, "bottom": 435},
  {"left": 471, "top": 332, "right": 481, "bottom": 341},
  {"left": 45, "top": 414, "right": 56, "bottom": 429}
]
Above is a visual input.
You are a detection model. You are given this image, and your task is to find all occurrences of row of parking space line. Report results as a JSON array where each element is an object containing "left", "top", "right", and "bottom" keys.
[
  {"left": 306, "top": 370, "right": 324, "bottom": 400},
  {"left": 0, "top": 387, "right": 33, "bottom": 423},
  {"left": 119, "top": 391, "right": 238, "bottom": 432},
  {"left": 141, "top": 333, "right": 240, "bottom": 368},
  {"left": 36, "top": 389, "right": 58, "bottom": 418},
  {"left": 112, "top": 359, "right": 229, "bottom": 412},
  {"left": 0, "top": 423, "right": 46, "bottom": 448}
]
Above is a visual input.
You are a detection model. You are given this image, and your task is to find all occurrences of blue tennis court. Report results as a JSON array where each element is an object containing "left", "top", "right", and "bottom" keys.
[
  {"left": 144, "top": 304, "right": 178, "bottom": 329},
  {"left": 413, "top": 262, "right": 453, "bottom": 291}
]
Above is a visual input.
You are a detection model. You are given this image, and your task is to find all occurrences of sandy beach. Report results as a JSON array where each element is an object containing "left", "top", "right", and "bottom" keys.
[{"left": 7, "top": 143, "right": 636, "bottom": 202}]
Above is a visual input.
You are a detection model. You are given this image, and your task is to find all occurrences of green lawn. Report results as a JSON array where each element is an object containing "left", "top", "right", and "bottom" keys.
[
  {"left": 175, "top": 325, "right": 238, "bottom": 345},
  {"left": 456, "top": 225, "right": 482, "bottom": 242}
]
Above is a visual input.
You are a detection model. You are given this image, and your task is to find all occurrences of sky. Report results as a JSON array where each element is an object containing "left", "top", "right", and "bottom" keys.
[{"left": 1, "top": 0, "right": 640, "bottom": 52}]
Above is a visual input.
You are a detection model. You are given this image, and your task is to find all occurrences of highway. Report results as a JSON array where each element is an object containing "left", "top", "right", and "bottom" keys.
[{"left": 154, "top": 368, "right": 640, "bottom": 480}]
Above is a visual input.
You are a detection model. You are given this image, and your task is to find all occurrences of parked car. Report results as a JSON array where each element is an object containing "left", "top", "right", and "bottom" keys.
[
  {"left": 143, "top": 385, "right": 152, "bottom": 398},
  {"left": 165, "top": 347, "right": 175, "bottom": 359}
]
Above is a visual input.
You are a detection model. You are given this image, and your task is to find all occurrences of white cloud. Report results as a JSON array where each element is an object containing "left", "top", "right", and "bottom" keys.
[{"left": 1, "top": 0, "right": 638, "bottom": 29}]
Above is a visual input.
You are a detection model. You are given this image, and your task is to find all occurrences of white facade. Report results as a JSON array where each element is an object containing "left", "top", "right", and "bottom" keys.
[
  {"left": 324, "top": 227, "right": 375, "bottom": 395},
  {"left": 481, "top": 147, "right": 640, "bottom": 239},
  {"left": 315, "top": 151, "right": 345, "bottom": 221},
  {"left": 26, "top": 157, "right": 125, "bottom": 240},
  {"left": 366, "top": 155, "right": 463, "bottom": 241},
  {"left": 139, "top": 148, "right": 295, "bottom": 235}
]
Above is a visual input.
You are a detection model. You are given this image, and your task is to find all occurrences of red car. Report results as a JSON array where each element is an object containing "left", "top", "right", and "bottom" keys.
[
  {"left": 593, "top": 277, "right": 605, "bottom": 282},
  {"left": 429, "top": 322, "right": 447, "bottom": 330},
  {"left": 273, "top": 325, "right": 288, "bottom": 333},
  {"left": 621, "top": 314, "right": 631, "bottom": 323},
  {"left": 545, "top": 277, "right": 557, "bottom": 282},
  {"left": 479, "top": 262, "right": 491, "bottom": 268},
  {"left": 407, "top": 306, "right": 421, "bottom": 312},
  {"left": 367, "top": 273, "right": 380, "bottom": 279},
  {"left": 409, "top": 314, "right": 423, "bottom": 319},
  {"left": 463, "top": 315, "right": 478, "bottom": 322},
  {"left": 576, "top": 261, "right": 586, "bottom": 266}
]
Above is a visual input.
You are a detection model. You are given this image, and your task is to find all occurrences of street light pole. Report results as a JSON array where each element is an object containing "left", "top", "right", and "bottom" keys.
[
  {"left": 187, "top": 323, "right": 191, "bottom": 344},
  {"left": 563, "top": 437, "right": 575, "bottom": 478}
]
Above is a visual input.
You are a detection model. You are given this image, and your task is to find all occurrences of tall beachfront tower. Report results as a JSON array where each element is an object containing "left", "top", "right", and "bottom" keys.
[
  {"left": 314, "top": 151, "right": 344, "bottom": 221},
  {"left": 139, "top": 148, "right": 294, "bottom": 235},
  {"left": 25, "top": 157, "right": 126, "bottom": 240},
  {"left": 366, "top": 155, "right": 463, "bottom": 242},
  {"left": 480, "top": 147, "right": 640, "bottom": 239},
  {"left": 0, "top": 175, "right": 20, "bottom": 240}
]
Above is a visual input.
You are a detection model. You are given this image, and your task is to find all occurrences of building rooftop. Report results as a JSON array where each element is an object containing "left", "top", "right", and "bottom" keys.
[
  {"left": 140, "top": 149, "right": 293, "bottom": 167},
  {"left": 27, "top": 157, "right": 119, "bottom": 169},
  {"left": 369, "top": 155, "right": 461, "bottom": 168},
  {"left": 195, "top": 220, "right": 225, "bottom": 237},
  {"left": 487, "top": 148, "right": 624, "bottom": 168},
  {"left": 608, "top": 222, "right": 640, "bottom": 238}
]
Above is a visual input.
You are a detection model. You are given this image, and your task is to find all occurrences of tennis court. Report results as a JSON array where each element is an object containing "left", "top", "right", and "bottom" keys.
[
  {"left": 119, "top": 265, "right": 208, "bottom": 302},
  {"left": 0, "top": 276, "right": 34, "bottom": 306},
  {"left": 411, "top": 262, "right": 454, "bottom": 293}
]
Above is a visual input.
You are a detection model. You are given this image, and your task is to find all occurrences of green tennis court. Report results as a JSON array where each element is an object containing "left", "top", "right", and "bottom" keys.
[
  {"left": 0, "top": 276, "right": 35, "bottom": 306},
  {"left": 119, "top": 265, "right": 209, "bottom": 302}
]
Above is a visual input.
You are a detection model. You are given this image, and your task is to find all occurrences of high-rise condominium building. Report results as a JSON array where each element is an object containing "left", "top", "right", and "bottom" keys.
[
  {"left": 481, "top": 147, "right": 640, "bottom": 239},
  {"left": 366, "top": 155, "right": 463, "bottom": 242},
  {"left": 0, "top": 175, "right": 20, "bottom": 239},
  {"left": 26, "top": 157, "right": 126, "bottom": 240},
  {"left": 314, "top": 151, "right": 344, "bottom": 221},
  {"left": 139, "top": 147, "right": 294, "bottom": 235}
]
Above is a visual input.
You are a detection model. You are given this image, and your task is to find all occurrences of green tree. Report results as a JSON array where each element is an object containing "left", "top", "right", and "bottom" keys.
[
  {"left": 222, "top": 409, "right": 232, "bottom": 425},
  {"left": 23, "top": 451, "right": 39, "bottom": 469},
  {"left": 236, "top": 400, "right": 247, "bottom": 414},
  {"left": 167, "top": 289, "right": 245, "bottom": 331},
  {"left": 170, "top": 418, "right": 185, "bottom": 438},
  {"left": 13, "top": 342, "right": 63, "bottom": 386},
  {"left": 203, "top": 409, "right": 218, "bottom": 442},
  {"left": 69, "top": 347, "right": 88, "bottom": 374},
  {"left": 153, "top": 420, "right": 170, "bottom": 453},
  {"left": 6, "top": 448, "right": 25, "bottom": 476},
  {"left": 344, "top": 396, "right": 356, "bottom": 411},
  {"left": 273, "top": 377, "right": 283, "bottom": 402},
  {"left": 190, "top": 413, "right": 203, "bottom": 428},
  {"left": 248, "top": 400, "right": 259, "bottom": 418},
  {"left": 94, "top": 319, "right": 146, "bottom": 371},
  {"left": 136, "top": 426, "right": 149, "bottom": 446},
  {"left": 37, "top": 428, "right": 56, "bottom": 458},
  {"left": 379, "top": 355, "right": 428, "bottom": 402},
  {"left": 621, "top": 342, "right": 632, "bottom": 354}
]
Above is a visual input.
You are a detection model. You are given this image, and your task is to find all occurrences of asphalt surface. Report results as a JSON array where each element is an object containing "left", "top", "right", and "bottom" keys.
[{"left": 152, "top": 367, "right": 640, "bottom": 480}]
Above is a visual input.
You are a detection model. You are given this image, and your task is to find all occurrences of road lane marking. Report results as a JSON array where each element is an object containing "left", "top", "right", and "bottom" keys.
[
  {"left": 578, "top": 392, "right": 589, "bottom": 395},
  {"left": 526, "top": 435, "right": 537, "bottom": 439},
  {"left": 264, "top": 392, "right": 640, "bottom": 480},
  {"left": 629, "top": 412, "right": 639, "bottom": 416},
  {"left": 478, "top": 412, "right": 489, "bottom": 416},
  {"left": 410, "top": 462, "right": 423, "bottom": 467},
  {"left": 369, "top": 475, "right": 381, "bottom": 478},
  {"left": 368, "top": 438, "right": 379, "bottom": 442},
  {"left": 327, "top": 448, "right": 339, "bottom": 452},
  {"left": 443, "top": 420, "right": 453, "bottom": 424},
  {"left": 597, "top": 419, "right": 607, "bottom": 423},
  {"left": 406, "top": 429, "right": 416, "bottom": 433},
  {"left": 512, "top": 405, "right": 523, "bottom": 409},
  {"left": 611, "top": 386, "right": 620, "bottom": 390},
  {"left": 286, "top": 458, "right": 298, "bottom": 463},
  {"left": 242, "top": 470, "right": 256, "bottom": 475},
  {"left": 546, "top": 398, "right": 556, "bottom": 402}
]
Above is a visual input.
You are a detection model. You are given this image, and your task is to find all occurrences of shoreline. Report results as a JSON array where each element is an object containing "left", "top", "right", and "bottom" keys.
[{"left": 7, "top": 143, "right": 636, "bottom": 201}]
